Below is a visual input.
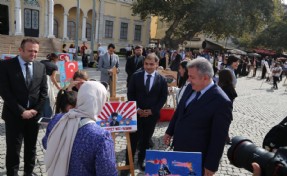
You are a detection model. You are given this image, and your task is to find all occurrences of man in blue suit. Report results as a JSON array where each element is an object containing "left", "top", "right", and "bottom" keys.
[
  {"left": 164, "top": 58, "right": 232, "bottom": 176},
  {"left": 121, "top": 53, "right": 168, "bottom": 175}
]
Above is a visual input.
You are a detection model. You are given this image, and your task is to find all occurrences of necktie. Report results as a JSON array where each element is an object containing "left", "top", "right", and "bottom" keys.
[
  {"left": 146, "top": 75, "right": 152, "bottom": 93},
  {"left": 25, "top": 62, "right": 32, "bottom": 87},
  {"left": 186, "top": 91, "right": 201, "bottom": 108},
  {"left": 134, "top": 56, "right": 138, "bottom": 64},
  {"left": 110, "top": 55, "right": 112, "bottom": 66}
]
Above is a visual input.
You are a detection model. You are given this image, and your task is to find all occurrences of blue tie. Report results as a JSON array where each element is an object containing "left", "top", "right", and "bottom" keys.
[
  {"left": 185, "top": 91, "right": 201, "bottom": 108},
  {"left": 146, "top": 75, "right": 151, "bottom": 93}
]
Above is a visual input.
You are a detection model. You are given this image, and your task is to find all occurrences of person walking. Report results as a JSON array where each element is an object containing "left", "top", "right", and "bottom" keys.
[{"left": 0, "top": 38, "right": 48, "bottom": 176}]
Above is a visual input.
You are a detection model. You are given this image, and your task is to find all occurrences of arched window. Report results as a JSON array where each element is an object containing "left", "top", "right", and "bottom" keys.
[
  {"left": 86, "top": 23, "right": 92, "bottom": 41},
  {"left": 67, "top": 21, "right": 76, "bottom": 40},
  {"left": 53, "top": 19, "right": 58, "bottom": 38}
]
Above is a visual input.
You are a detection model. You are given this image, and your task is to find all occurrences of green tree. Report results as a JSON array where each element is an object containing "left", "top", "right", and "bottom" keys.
[
  {"left": 132, "top": 0, "right": 274, "bottom": 48},
  {"left": 252, "top": 19, "right": 287, "bottom": 50}
]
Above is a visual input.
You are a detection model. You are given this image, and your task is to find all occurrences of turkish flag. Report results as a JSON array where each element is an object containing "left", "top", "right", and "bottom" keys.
[
  {"left": 59, "top": 54, "right": 70, "bottom": 62},
  {"left": 65, "top": 61, "right": 78, "bottom": 81}
]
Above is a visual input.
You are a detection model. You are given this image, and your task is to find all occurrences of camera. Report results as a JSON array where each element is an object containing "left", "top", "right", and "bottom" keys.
[{"left": 227, "top": 136, "right": 287, "bottom": 176}]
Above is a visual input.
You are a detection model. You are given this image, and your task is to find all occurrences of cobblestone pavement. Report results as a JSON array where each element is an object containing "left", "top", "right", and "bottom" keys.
[{"left": 0, "top": 58, "right": 287, "bottom": 176}]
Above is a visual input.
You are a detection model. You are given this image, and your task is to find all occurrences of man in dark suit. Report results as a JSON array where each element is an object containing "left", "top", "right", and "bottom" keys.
[
  {"left": 0, "top": 38, "right": 48, "bottom": 176},
  {"left": 164, "top": 58, "right": 232, "bottom": 176},
  {"left": 121, "top": 53, "right": 168, "bottom": 175},
  {"left": 125, "top": 45, "right": 144, "bottom": 86}
]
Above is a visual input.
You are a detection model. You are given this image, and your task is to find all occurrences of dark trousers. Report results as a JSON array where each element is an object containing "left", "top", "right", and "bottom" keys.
[
  {"left": 5, "top": 118, "right": 39, "bottom": 176},
  {"left": 125, "top": 115, "right": 158, "bottom": 164},
  {"left": 273, "top": 76, "right": 279, "bottom": 89},
  {"left": 261, "top": 66, "right": 267, "bottom": 79}
]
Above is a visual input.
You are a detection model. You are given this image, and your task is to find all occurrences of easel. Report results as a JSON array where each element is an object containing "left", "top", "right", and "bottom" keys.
[{"left": 109, "top": 67, "right": 135, "bottom": 176}]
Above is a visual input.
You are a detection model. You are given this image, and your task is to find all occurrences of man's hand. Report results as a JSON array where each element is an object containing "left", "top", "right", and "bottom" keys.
[
  {"left": 204, "top": 168, "right": 215, "bottom": 176},
  {"left": 163, "top": 133, "right": 172, "bottom": 146},
  {"left": 67, "top": 80, "right": 81, "bottom": 91},
  {"left": 252, "top": 162, "right": 261, "bottom": 176},
  {"left": 137, "top": 109, "right": 145, "bottom": 117},
  {"left": 21, "top": 110, "right": 34, "bottom": 119},
  {"left": 30, "top": 109, "right": 38, "bottom": 116},
  {"left": 145, "top": 109, "right": 152, "bottom": 116}
]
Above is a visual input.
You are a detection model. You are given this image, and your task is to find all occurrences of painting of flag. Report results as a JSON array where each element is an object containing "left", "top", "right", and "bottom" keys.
[
  {"left": 96, "top": 101, "right": 137, "bottom": 132},
  {"left": 145, "top": 150, "right": 202, "bottom": 176}
]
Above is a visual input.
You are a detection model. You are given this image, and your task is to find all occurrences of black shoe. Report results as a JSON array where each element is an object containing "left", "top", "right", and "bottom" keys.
[
  {"left": 138, "top": 160, "right": 146, "bottom": 171},
  {"left": 120, "top": 170, "right": 130, "bottom": 176}
]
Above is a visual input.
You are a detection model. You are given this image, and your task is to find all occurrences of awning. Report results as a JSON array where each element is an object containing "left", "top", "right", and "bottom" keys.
[
  {"left": 253, "top": 49, "right": 276, "bottom": 56},
  {"left": 202, "top": 40, "right": 225, "bottom": 50}
]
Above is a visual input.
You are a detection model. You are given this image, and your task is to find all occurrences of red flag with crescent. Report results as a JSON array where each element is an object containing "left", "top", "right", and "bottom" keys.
[{"left": 65, "top": 61, "right": 78, "bottom": 81}]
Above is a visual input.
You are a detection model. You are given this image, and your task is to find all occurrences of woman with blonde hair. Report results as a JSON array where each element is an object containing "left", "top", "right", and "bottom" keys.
[{"left": 43, "top": 81, "right": 117, "bottom": 176}]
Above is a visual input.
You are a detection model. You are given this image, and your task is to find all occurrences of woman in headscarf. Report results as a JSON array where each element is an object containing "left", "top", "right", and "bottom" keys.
[{"left": 42, "top": 81, "right": 117, "bottom": 176}]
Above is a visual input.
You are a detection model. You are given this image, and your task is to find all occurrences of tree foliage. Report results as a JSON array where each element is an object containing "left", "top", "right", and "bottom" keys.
[
  {"left": 132, "top": 0, "right": 274, "bottom": 48},
  {"left": 252, "top": 18, "right": 287, "bottom": 50}
]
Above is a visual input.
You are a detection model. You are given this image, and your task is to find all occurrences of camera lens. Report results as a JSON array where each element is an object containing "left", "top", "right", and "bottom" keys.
[{"left": 227, "top": 136, "right": 274, "bottom": 173}]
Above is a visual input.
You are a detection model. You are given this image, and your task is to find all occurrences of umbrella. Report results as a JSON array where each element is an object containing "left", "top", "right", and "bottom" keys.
[
  {"left": 227, "top": 49, "right": 247, "bottom": 55},
  {"left": 247, "top": 53, "right": 261, "bottom": 57}
]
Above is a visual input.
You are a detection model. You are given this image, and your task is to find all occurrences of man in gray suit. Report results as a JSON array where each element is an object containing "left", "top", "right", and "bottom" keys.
[{"left": 98, "top": 43, "right": 120, "bottom": 85}]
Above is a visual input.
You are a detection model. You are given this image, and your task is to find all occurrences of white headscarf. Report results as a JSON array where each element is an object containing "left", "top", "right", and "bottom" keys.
[{"left": 44, "top": 81, "right": 107, "bottom": 176}]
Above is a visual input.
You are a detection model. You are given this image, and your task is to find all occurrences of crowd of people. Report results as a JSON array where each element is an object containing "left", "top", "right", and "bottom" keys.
[{"left": 0, "top": 38, "right": 286, "bottom": 176}]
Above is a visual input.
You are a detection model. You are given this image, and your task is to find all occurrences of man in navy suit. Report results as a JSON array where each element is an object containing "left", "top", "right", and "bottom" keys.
[
  {"left": 164, "top": 58, "right": 232, "bottom": 176},
  {"left": 121, "top": 53, "right": 168, "bottom": 175},
  {"left": 0, "top": 38, "right": 48, "bottom": 176}
]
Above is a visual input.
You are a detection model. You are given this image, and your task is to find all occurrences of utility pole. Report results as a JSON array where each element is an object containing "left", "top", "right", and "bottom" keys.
[{"left": 75, "top": 0, "right": 80, "bottom": 60}]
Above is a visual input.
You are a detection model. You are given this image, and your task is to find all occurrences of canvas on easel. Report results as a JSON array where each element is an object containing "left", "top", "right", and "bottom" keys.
[
  {"left": 97, "top": 101, "right": 137, "bottom": 132},
  {"left": 145, "top": 150, "right": 202, "bottom": 176}
]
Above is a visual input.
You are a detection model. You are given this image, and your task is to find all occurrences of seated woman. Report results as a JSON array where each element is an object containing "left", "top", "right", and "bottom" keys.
[{"left": 43, "top": 81, "right": 117, "bottom": 176}]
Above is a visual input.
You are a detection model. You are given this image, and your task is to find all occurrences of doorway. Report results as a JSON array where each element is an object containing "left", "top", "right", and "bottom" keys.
[
  {"left": 24, "top": 8, "right": 39, "bottom": 37},
  {"left": 0, "top": 4, "right": 9, "bottom": 35}
]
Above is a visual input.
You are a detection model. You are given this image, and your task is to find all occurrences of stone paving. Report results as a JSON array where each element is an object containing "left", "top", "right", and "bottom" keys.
[{"left": 0, "top": 58, "right": 287, "bottom": 176}]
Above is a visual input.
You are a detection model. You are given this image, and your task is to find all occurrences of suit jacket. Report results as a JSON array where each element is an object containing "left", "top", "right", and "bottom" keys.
[
  {"left": 166, "top": 84, "right": 232, "bottom": 172},
  {"left": 0, "top": 57, "right": 48, "bottom": 121},
  {"left": 125, "top": 55, "right": 144, "bottom": 84},
  {"left": 98, "top": 52, "right": 119, "bottom": 83},
  {"left": 127, "top": 70, "right": 168, "bottom": 118}
]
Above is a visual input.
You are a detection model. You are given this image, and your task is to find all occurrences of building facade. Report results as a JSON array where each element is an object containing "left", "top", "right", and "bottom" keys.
[{"left": 0, "top": 0, "right": 151, "bottom": 51}]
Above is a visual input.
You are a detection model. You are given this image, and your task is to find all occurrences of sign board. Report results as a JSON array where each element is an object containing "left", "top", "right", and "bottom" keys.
[
  {"left": 145, "top": 150, "right": 202, "bottom": 176},
  {"left": 157, "top": 69, "right": 178, "bottom": 87},
  {"left": 68, "top": 48, "right": 76, "bottom": 54},
  {"left": 1, "top": 54, "right": 16, "bottom": 60},
  {"left": 96, "top": 101, "right": 137, "bottom": 132}
]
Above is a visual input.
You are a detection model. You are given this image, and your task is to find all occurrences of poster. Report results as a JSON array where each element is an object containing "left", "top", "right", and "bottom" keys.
[
  {"left": 57, "top": 60, "right": 83, "bottom": 87},
  {"left": 96, "top": 101, "right": 137, "bottom": 132},
  {"left": 1, "top": 54, "right": 16, "bottom": 60},
  {"left": 157, "top": 69, "right": 178, "bottom": 87},
  {"left": 145, "top": 150, "right": 202, "bottom": 176}
]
